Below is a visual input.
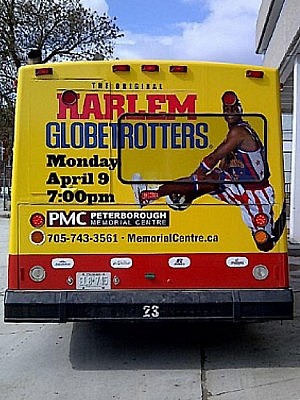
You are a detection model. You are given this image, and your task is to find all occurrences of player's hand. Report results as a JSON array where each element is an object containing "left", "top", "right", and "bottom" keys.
[{"left": 194, "top": 168, "right": 207, "bottom": 181}]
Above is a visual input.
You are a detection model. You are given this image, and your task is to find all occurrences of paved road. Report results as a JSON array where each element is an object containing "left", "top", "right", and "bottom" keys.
[{"left": 0, "top": 217, "right": 300, "bottom": 400}]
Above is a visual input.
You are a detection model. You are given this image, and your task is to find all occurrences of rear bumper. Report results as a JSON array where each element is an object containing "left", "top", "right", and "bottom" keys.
[{"left": 4, "top": 289, "right": 293, "bottom": 323}]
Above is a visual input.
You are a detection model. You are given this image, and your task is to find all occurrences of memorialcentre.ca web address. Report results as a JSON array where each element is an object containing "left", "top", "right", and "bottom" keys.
[{"left": 127, "top": 233, "right": 219, "bottom": 243}]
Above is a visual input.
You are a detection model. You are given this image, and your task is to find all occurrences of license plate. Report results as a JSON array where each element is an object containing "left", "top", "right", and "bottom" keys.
[{"left": 76, "top": 272, "right": 111, "bottom": 290}]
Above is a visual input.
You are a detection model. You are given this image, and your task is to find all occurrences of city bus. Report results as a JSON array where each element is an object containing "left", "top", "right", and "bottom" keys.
[{"left": 4, "top": 60, "right": 293, "bottom": 322}]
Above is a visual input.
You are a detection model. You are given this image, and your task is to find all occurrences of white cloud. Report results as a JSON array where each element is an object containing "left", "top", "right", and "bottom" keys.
[
  {"left": 114, "top": 0, "right": 262, "bottom": 65},
  {"left": 81, "top": 0, "right": 262, "bottom": 64},
  {"left": 207, "top": 0, "right": 260, "bottom": 18}
]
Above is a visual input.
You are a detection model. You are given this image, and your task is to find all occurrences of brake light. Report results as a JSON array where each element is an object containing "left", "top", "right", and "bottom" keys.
[
  {"left": 254, "top": 213, "right": 269, "bottom": 227},
  {"left": 35, "top": 67, "right": 53, "bottom": 76},
  {"left": 61, "top": 90, "right": 78, "bottom": 105},
  {"left": 170, "top": 65, "right": 188, "bottom": 73},
  {"left": 112, "top": 65, "right": 130, "bottom": 72},
  {"left": 30, "top": 213, "right": 45, "bottom": 228},
  {"left": 246, "top": 70, "right": 264, "bottom": 78},
  {"left": 141, "top": 64, "right": 159, "bottom": 72}
]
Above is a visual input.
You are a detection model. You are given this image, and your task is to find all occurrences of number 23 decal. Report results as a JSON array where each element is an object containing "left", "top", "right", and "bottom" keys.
[{"left": 143, "top": 305, "right": 160, "bottom": 318}]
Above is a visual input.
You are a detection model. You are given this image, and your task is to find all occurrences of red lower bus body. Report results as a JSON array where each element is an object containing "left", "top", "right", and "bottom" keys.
[{"left": 5, "top": 252, "right": 293, "bottom": 322}]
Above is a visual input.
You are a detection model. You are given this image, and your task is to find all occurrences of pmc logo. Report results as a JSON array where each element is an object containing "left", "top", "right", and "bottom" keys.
[{"left": 47, "top": 211, "right": 88, "bottom": 227}]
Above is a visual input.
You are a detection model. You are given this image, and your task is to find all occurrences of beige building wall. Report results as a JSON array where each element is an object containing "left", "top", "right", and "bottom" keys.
[
  {"left": 257, "top": 0, "right": 300, "bottom": 77},
  {"left": 256, "top": 0, "right": 300, "bottom": 243}
]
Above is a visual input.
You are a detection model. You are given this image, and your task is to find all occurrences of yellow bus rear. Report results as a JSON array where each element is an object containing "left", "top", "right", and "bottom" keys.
[{"left": 4, "top": 60, "right": 293, "bottom": 322}]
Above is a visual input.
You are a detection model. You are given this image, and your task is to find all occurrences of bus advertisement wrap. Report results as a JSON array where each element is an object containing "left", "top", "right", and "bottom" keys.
[{"left": 4, "top": 60, "right": 293, "bottom": 322}]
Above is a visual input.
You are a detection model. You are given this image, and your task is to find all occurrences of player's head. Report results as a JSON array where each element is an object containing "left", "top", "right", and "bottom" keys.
[{"left": 221, "top": 91, "right": 243, "bottom": 125}]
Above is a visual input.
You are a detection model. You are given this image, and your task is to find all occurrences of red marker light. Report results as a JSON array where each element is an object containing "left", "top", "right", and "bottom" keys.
[
  {"left": 30, "top": 213, "right": 45, "bottom": 228},
  {"left": 246, "top": 70, "right": 264, "bottom": 78},
  {"left": 35, "top": 68, "right": 53, "bottom": 76},
  {"left": 170, "top": 65, "right": 188, "bottom": 73},
  {"left": 61, "top": 90, "right": 78, "bottom": 105},
  {"left": 112, "top": 65, "right": 130, "bottom": 72},
  {"left": 141, "top": 64, "right": 159, "bottom": 72}
]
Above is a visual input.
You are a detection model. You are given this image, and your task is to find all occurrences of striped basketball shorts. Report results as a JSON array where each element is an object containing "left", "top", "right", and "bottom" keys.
[{"left": 211, "top": 178, "right": 275, "bottom": 237}]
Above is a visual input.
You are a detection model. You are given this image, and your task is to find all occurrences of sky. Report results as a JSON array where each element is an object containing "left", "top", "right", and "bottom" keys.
[{"left": 81, "top": 0, "right": 263, "bottom": 65}]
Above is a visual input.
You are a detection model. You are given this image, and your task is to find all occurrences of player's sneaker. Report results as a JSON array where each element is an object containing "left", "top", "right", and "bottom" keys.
[
  {"left": 139, "top": 190, "right": 159, "bottom": 206},
  {"left": 166, "top": 193, "right": 191, "bottom": 211}
]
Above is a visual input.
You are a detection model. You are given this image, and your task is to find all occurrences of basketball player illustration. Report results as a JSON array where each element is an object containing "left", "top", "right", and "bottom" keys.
[{"left": 132, "top": 91, "right": 286, "bottom": 252}]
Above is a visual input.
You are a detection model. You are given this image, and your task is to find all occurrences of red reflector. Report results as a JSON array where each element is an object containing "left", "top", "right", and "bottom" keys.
[
  {"left": 35, "top": 67, "right": 53, "bottom": 76},
  {"left": 141, "top": 64, "right": 159, "bottom": 72},
  {"left": 254, "top": 213, "right": 269, "bottom": 227},
  {"left": 112, "top": 65, "right": 130, "bottom": 72},
  {"left": 246, "top": 70, "right": 264, "bottom": 78},
  {"left": 170, "top": 65, "right": 188, "bottom": 73},
  {"left": 30, "top": 213, "right": 45, "bottom": 228},
  {"left": 61, "top": 90, "right": 78, "bottom": 105}
]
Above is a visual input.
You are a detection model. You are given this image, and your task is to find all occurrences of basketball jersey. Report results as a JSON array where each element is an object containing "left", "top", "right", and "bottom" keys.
[{"left": 226, "top": 122, "right": 269, "bottom": 182}]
